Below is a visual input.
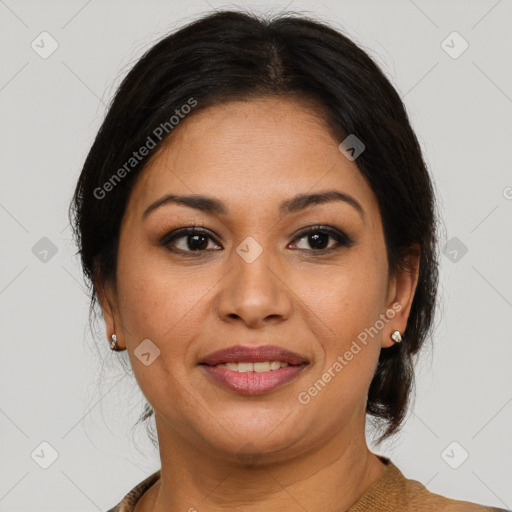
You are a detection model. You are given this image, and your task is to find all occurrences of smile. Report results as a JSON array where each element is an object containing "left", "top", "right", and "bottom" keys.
[
  {"left": 200, "top": 362, "right": 308, "bottom": 395},
  {"left": 212, "top": 361, "right": 290, "bottom": 372}
]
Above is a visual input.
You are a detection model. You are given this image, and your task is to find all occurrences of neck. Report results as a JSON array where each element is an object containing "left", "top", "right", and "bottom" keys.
[{"left": 137, "top": 411, "right": 387, "bottom": 512}]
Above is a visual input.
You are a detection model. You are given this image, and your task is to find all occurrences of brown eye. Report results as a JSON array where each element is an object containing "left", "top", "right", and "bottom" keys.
[
  {"left": 160, "top": 224, "right": 354, "bottom": 257},
  {"left": 161, "top": 227, "right": 222, "bottom": 253},
  {"left": 291, "top": 225, "right": 354, "bottom": 253}
]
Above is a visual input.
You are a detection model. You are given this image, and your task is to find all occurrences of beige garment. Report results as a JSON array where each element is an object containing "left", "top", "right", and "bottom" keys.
[{"left": 106, "top": 456, "right": 508, "bottom": 512}]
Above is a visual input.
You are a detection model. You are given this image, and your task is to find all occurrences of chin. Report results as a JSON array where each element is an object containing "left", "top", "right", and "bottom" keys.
[{"left": 202, "top": 418, "right": 309, "bottom": 463}]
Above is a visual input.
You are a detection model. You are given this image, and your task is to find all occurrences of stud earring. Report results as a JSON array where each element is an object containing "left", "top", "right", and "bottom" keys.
[
  {"left": 390, "top": 330, "right": 402, "bottom": 343},
  {"left": 110, "top": 333, "right": 118, "bottom": 351}
]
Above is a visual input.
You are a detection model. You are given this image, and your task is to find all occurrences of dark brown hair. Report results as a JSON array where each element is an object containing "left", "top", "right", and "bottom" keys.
[{"left": 70, "top": 9, "right": 439, "bottom": 444}]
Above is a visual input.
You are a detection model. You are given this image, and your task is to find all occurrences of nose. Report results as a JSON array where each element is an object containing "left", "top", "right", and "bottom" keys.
[{"left": 215, "top": 241, "right": 293, "bottom": 329}]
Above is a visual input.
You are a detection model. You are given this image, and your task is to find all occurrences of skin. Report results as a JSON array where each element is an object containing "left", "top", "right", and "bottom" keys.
[{"left": 96, "top": 96, "right": 420, "bottom": 511}]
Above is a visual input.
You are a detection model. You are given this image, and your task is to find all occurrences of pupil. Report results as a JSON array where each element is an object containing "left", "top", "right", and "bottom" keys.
[
  {"left": 310, "top": 232, "right": 328, "bottom": 249},
  {"left": 188, "top": 235, "right": 208, "bottom": 250},
  {"left": 185, "top": 233, "right": 330, "bottom": 251}
]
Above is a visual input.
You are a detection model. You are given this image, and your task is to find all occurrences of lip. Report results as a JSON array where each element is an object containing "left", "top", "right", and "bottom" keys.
[
  {"left": 199, "top": 345, "right": 308, "bottom": 366},
  {"left": 200, "top": 364, "right": 308, "bottom": 395},
  {"left": 198, "top": 345, "right": 309, "bottom": 395}
]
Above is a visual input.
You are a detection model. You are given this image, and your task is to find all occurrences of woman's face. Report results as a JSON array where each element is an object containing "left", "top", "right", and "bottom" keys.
[{"left": 99, "top": 97, "right": 417, "bottom": 464}]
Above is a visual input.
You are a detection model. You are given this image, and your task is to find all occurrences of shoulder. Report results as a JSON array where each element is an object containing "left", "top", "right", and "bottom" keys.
[
  {"left": 106, "top": 470, "right": 161, "bottom": 512},
  {"left": 400, "top": 474, "right": 507, "bottom": 511},
  {"left": 347, "top": 456, "right": 508, "bottom": 512}
]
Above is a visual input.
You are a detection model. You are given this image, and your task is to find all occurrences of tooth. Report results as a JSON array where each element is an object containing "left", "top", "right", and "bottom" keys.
[
  {"left": 254, "top": 362, "right": 271, "bottom": 373},
  {"left": 237, "top": 362, "right": 253, "bottom": 372},
  {"left": 214, "top": 361, "right": 292, "bottom": 372}
]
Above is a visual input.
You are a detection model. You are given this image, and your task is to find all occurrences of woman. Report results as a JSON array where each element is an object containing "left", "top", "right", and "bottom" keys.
[{"left": 70, "top": 9, "right": 507, "bottom": 512}]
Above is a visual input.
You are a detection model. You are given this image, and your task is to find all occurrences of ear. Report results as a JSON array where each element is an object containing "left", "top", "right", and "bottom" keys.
[
  {"left": 382, "top": 244, "right": 420, "bottom": 349},
  {"left": 94, "top": 271, "right": 125, "bottom": 351}
]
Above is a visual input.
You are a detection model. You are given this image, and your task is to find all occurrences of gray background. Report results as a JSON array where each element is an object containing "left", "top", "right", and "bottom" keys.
[{"left": 1, "top": 0, "right": 511, "bottom": 510}]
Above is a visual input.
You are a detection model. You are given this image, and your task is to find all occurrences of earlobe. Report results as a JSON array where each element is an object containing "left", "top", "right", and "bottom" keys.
[
  {"left": 94, "top": 274, "right": 124, "bottom": 350},
  {"left": 383, "top": 244, "right": 421, "bottom": 348}
]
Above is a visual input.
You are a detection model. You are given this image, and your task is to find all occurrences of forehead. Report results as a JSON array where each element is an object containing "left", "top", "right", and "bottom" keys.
[{"left": 125, "top": 97, "right": 379, "bottom": 223}]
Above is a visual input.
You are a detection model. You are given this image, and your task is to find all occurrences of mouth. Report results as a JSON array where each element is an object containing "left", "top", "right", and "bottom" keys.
[
  {"left": 199, "top": 344, "right": 308, "bottom": 366},
  {"left": 205, "top": 360, "right": 295, "bottom": 372},
  {"left": 198, "top": 345, "right": 309, "bottom": 395}
]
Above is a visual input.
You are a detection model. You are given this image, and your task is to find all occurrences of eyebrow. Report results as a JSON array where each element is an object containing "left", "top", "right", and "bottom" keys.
[{"left": 142, "top": 189, "right": 365, "bottom": 220}]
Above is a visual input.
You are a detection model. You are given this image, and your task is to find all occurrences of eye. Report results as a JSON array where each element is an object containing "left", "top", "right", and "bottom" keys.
[
  {"left": 160, "top": 227, "right": 221, "bottom": 254},
  {"left": 160, "top": 224, "right": 354, "bottom": 256},
  {"left": 290, "top": 225, "right": 354, "bottom": 253}
]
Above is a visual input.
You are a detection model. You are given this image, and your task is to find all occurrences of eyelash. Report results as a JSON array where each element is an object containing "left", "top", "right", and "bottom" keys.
[{"left": 159, "top": 225, "right": 354, "bottom": 256}]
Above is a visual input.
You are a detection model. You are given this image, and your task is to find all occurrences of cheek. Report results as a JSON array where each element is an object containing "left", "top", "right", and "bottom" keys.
[
  {"left": 293, "top": 269, "right": 385, "bottom": 429},
  {"left": 115, "top": 243, "right": 212, "bottom": 417},
  {"left": 300, "top": 248, "right": 388, "bottom": 345},
  {"left": 115, "top": 239, "right": 211, "bottom": 353},
  {"left": 294, "top": 245, "right": 387, "bottom": 398}
]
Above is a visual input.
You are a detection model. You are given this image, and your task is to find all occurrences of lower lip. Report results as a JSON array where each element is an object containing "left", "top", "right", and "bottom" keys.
[{"left": 200, "top": 364, "right": 307, "bottom": 395}]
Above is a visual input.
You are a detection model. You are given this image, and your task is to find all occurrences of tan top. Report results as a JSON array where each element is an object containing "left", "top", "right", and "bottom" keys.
[{"left": 106, "top": 456, "right": 507, "bottom": 511}]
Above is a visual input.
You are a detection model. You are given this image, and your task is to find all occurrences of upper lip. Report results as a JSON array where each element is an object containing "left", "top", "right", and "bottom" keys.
[{"left": 199, "top": 345, "right": 309, "bottom": 366}]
